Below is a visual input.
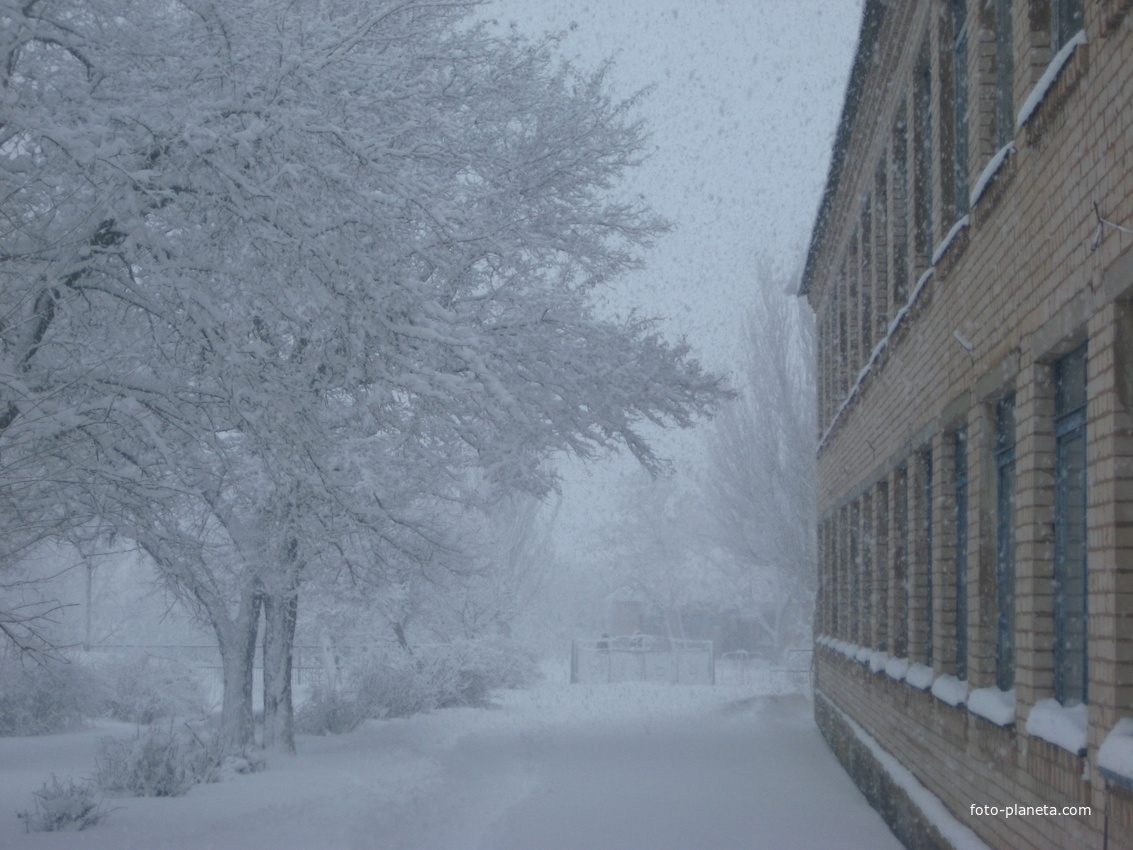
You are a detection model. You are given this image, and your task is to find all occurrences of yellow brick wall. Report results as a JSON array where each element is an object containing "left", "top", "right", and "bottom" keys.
[{"left": 805, "top": 2, "right": 1133, "bottom": 848}]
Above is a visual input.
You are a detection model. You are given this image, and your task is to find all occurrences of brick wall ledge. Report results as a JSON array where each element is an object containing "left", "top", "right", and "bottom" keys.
[{"left": 815, "top": 691, "right": 993, "bottom": 850}]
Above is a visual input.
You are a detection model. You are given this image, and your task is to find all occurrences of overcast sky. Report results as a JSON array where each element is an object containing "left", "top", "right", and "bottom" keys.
[{"left": 479, "top": 0, "right": 864, "bottom": 553}]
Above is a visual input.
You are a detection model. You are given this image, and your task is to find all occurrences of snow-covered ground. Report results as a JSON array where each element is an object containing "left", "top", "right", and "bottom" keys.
[{"left": 1, "top": 666, "right": 901, "bottom": 849}]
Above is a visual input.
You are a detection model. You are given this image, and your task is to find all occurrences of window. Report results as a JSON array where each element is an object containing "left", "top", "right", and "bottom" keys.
[
  {"left": 995, "top": 394, "right": 1016, "bottom": 691},
  {"left": 922, "top": 449, "right": 934, "bottom": 666},
  {"left": 850, "top": 499, "right": 861, "bottom": 645},
  {"left": 861, "top": 491, "right": 874, "bottom": 647},
  {"left": 1054, "top": 0, "right": 1085, "bottom": 51},
  {"left": 860, "top": 202, "right": 873, "bottom": 358},
  {"left": 995, "top": 0, "right": 1015, "bottom": 148},
  {"left": 913, "top": 43, "right": 934, "bottom": 267},
  {"left": 954, "top": 427, "right": 969, "bottom": 680},
  {"left": 873, "top": 160, "right": 890, "bottom": 335},
  {"left": 893, "top": 464, "right": 909, "bottom": 658},
  {"left": 1055, "top": 344, "right": 1088, "bottom": 706},
  {"left": 837, "top": 270, "right": 849, "bottom": 398},
  {"left": 876, "top": 480, "right": 890, "bottom": 652},
  {"left": 951, "top": 0, "right": 970, "bottom": 216},
  {"left": 891, "top": 113, "right": 910, "bottom": 306}
]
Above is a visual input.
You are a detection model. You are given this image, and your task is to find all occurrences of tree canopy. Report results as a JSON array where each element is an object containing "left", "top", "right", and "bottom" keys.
[{"left": 1, "top": 0, "right": 726, "bottom": 749}]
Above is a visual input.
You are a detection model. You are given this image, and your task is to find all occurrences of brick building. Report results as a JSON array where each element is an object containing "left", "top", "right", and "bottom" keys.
[{"left": 801, "top": 1, "right": 1133, "bottom": 847}]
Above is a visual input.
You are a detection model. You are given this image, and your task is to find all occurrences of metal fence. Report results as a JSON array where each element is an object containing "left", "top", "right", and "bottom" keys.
[{"left": 570, "top": 636, "right": 715, "bottom": 685}]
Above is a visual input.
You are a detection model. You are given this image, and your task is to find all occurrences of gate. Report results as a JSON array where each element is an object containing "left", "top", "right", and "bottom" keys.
[{"left": 570, "top": 635, "right": 714, "bottom": 685}]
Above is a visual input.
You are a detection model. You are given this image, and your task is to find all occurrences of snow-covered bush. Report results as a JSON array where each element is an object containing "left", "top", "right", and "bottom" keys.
[
  {"left": 294, "top": 686, "right": 369, "bottom": 736},
  {"left": 414, "top": 641, "right": 538, "bottom": 710},
  {"left": 94, "top": 654, "right": 209, "bottom": 724},
  {"left": 297, "top": 640, "right": 539, "bottom": 733},
  {"left": 0, "top": 659, "right": 100, "bottom": 737},
  {"left": 94, "top": 727, "right": 222, "bottom": 797},
  {"left": 17, "top": 775, "right": 109, "bottom": 832}
]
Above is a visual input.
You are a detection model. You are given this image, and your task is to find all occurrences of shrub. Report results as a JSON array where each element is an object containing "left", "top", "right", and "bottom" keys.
[
  {"left": 295, "top": 639, "right": 540, "bottom": 734},
  {"left": 94, "top": 726, "right": 222, "bottom": 797},
  {"left": 95, "top": 654, "right": 209, "bottom": 724},
  {"left": 294, "top": 685, "right": 368, "bottom": 736},
  {"left": 17, "top": 775, "right": 109, "bottom": 832},
  {"left": 0, "top": 659, "right": 100, "bottom": 737}
]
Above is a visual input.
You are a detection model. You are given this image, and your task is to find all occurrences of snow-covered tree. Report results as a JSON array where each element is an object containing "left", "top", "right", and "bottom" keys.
[
  {"left": 1, "top": 0, "right": 725, "bottom": 750},
  {"left": 698, "top": 274, "right": 817, "bottom": 659}
]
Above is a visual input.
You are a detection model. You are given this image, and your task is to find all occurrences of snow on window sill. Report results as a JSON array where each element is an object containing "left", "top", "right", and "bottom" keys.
[
  {"left": 931, "top": 216, "right": 969, "bottom": 268},
  {"left": 854, "top": 646, "right": 872, "bottom": 664},
  {"left": 931, "top": 674, "right": 968, "bottom": 708},
  {"left": 906, "top": 663, "right": 934, "bottom": 691},
  {"left": 1099, "top": 718, "right": 1133, "bottom": 791},
  {"left": 1016, "top": 30, "right": 1087, "bottom": 132},
  {"left": 869, "top": 651, "right": 889, "bottom": 674},
  {"left": 818, "top": 263, "right": 933, "bottom": 453},
  {"left": 1026, "top": 698, "right": 1088, "bottom": 756},
  {"left": 885, "top": 656, "right": 909, "bottom": 681},
  {"left": 968, "top": 687, "right": 1016, "bottom": 727},
  {"left": 969, "top": 143, "right": 1015, "bottom": 209}
]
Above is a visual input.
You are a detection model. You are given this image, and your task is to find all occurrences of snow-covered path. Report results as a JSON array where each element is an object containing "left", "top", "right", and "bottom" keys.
[
  {"left": 1, "top": 677, "right": 902, "bottom": 849},
  {"left": 471, "top": 694, "right": 903, "bottom": 849}
]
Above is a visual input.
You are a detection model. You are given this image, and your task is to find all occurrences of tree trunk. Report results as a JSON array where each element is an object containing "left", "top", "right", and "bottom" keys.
[
  {"left": 262, "top": 573, "right": 300, "bottom": 753},
  {"left": 216, "top": 592, "right": 262, "bottom": 751}
]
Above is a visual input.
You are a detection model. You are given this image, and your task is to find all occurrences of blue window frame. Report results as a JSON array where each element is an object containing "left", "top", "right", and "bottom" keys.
[
  {"left": 1055, "top": 344, "right": 1088, "bottom": 706},
  {"left": 922, "top": 449, "right": 934, "bottom": 666},
  {"left": 952, "top": 0, "right": 970, "bottom": 216},
  {"left": 914, "top": 44, "right": 933, "bottom": 263},
  {"left": 995, "top": 0, "right": 1014, "bottom": 148},
  {"left": 996, "top": 394, "right": 1016, "bottom": 691},
  {"left": 954, "top": 427, "right": 969, "bottom": 680},
  {"left": 1054, "top": 0, "right": 1085, "bottom": 51}
]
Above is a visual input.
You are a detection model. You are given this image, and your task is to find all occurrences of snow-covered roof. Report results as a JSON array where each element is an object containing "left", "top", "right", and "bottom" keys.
[{"left": 799, "top": 0, "right": 887, "bottom": 299}]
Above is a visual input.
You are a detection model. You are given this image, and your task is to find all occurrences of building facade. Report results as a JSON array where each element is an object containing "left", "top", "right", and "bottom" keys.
[{"left": 801, "top": 1, "right": 1133, "bottom": 848}]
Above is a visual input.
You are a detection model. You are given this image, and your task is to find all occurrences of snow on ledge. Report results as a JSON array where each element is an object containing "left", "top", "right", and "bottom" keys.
[
  {"left": 1026, "top": 698, "right": 1088, "bottom": 755},
  {"left": 869, "top": 651, "right": 889, "bottom": 674},
  {"left": 817, "top": 264, "right": 934, "bottom": 453},
  {"left": 931, "top": 674, "right": 968, "bottom": 708},
  {"left": 885, "top": 656, "right": 909, "bottom": 681},
  {"left": 969, "top": 143, "right": 1015, "bottom": 209},
  {"left": 968, "top": 687, "right": 1016, "bottom": 727},
  {"left": 906, "top": 663, "right": 934, "bottom": 691},
  {"left": 820, "top": 695, "right": 993, "bottom": 850},
  {"left": 854, "top": 646, "right": 872, "bottom": 664},
  {"left": 931, "top": 216, "right": 969, "bottom": 267},
  {"left": 1016, "top": 30, "right": 1087, "bottom": 131},
  {"left": 820, "top": 30, "right": 1084, "bottom": 457},
  {"left": 1099, "top": 718, "right": 1133, "bottom": 788}
]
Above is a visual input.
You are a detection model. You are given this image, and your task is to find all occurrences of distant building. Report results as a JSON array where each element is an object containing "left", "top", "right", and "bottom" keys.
[{"left": 802, "top": 2, "right": 1133, "bottom": 848}]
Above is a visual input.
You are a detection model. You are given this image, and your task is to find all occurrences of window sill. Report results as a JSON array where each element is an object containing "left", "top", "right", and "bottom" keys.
[
  {"left": 906, "top": 663, "right": 934, "bottom": 691},
  {"left": 884, "top": 656, "right": 909, "bottom": 681},
  {"left": 1016, "top": 30, "right": 1087, "bottom": 133},
  {"left": 969, "top": 143, "right": 1015, "bottom": 210},
  {"left": 930, "top": 674, "right": 968, "bottom": 708},
  {"left": 1025, "top": 697, "right": 1088, "bottom": 756},
  {"left": 1099, "top": 718, "right": 1133, "bottom": 791},
  {"left": 968, "top": 686, "right": 1016, "bottom": 727}
]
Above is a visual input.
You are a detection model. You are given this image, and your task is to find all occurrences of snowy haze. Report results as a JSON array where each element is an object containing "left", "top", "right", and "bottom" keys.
[
  {"left": 480, "top": 0, "right": 863, "bottom": 592},
  {"left": 0, "top": 1, "right": 879, "bottom": 846},
  {"left": 484, "top": 0, "right": 862, "bottom": 368}
]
